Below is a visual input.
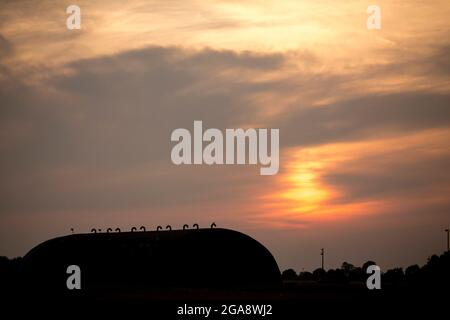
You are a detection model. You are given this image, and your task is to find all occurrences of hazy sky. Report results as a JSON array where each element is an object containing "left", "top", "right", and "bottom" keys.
[{"left": 1, "top": 0, "right": 449, "bottom": 272}]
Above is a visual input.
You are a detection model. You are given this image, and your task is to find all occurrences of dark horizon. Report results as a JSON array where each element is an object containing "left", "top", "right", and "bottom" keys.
[
  {"left": 1, "top": 225, "right": 450, "bottom": 274},
  {"left": 1, "top": 228, "right": 448, "bottom": 315}
]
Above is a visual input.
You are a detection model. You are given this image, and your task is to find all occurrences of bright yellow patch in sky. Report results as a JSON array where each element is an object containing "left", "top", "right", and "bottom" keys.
[
  {"left": 278, "top": 160, "right": 330, "bottom": 214},
  {"left": 258, "top": 128, "right": 450, "bottom": 226}
]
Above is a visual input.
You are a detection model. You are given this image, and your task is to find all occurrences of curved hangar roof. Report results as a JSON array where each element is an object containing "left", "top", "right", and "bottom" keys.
[{"left": 21, "top": 228, "right": 281, "bottom": 291}]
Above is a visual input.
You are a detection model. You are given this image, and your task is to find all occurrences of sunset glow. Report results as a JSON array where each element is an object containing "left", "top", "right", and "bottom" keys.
[
  {"left": 259, "top": 128, "right": 450, "bottom": 227},
  {"left": 1, "top": 0, "right": 449, "bottom": 271}
]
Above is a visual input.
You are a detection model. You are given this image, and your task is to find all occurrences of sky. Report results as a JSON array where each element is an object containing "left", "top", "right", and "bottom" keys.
[{"left": 0, "top": 0, "right": 449, "bottom": 272}]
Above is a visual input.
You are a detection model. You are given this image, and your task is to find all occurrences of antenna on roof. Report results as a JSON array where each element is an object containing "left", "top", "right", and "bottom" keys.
[{"left": 321, "top": 248, "right": 325, "bottom": 270}]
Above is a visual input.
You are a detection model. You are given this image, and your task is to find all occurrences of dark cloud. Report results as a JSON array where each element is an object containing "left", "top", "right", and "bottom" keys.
[
  {"left": 368, "top": 41, "right": 450, "bottom": 78},
  {"left": 0, "top": 46, "right": 283, "bottom": 214},
  {"left": 278, "top": 92, "right": 450, "bottom": 147},
  {"left": 0, "top": 34, "right": 12, "bottom": 58},
  {"left": 0, "top": 43, "right": 449, "bottom": 225},
  {"left": 324, "top": 146, "right": 450, "bottom": 204}
]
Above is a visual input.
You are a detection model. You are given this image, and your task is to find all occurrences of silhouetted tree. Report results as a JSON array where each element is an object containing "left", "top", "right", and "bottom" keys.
[
  {"left": 298, "top": 271, "right": 314, "bottom": 281},
  {"left": 312, "top": 268, "right": 326, "bottom": 281},
  {"left": 326, "top": 268, "right": 346, "bottom": 283},
  {"left": 281, "top": 268, "right": 298, "bottom": 281},
  {"left": 420, "top": 252, "right": 450, "bottom": 285},
  {"left": 362, "top": 260, "right": 377, "bottom": 273},
  {"left": 341, "top": 262, "right": 355, "bottom": 273},
  {"left": 0, "top": 256, "right": 22, "bottom": 292},
  {"left": 405, "top": 264, "right": 420, "bottom": 280},
  {"left": 347, "top": 267, "right": 363, "bottom": 282},
  {"left": 340, "top": 261, "right": 357, "bottom": 280},
  {"left": 383, "top": 268, "right": 404, "bottom": 284}
]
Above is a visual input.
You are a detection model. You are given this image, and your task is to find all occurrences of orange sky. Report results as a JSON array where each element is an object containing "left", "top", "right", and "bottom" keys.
[{"left": 0, "top": 0, "right": 449, "bottom": 271}]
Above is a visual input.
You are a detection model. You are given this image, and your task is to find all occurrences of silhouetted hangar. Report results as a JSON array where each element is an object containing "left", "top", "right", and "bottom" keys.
[{"left": 21, "top": 228, "right": 281, "bottom": 291}]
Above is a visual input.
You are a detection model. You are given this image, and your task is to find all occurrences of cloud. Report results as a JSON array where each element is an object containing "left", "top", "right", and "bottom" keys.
[
  {"left": 0, "top": 46, "right": 286, "bottom": 216},
  {"left": 278, "top": 92, "right": 450, "bottom": 147},
  {"left": 0, "top": 0, "right": 449, "bottom": 273},
  {"left": 1, "top": 43, "right": 449, "bottom": 218},
  {"left": 0, "top": 34, "right": 12, "bottom": 58},
  {"left": 322, "top": 131, "right": 450, "bottom": 205}
]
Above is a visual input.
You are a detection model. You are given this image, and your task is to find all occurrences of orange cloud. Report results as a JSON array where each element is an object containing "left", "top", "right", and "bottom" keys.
[{"left": 257, "top": 128, "right": 450, "bottom": 227}]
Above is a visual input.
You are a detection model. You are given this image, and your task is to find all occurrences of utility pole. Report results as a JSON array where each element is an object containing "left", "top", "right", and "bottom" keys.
[
  {"left": 446, "top": 229, "right": 449, "bottom": 252},
  {"left": 320, "top": 248, "right": 324, "bottom": 270}
]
